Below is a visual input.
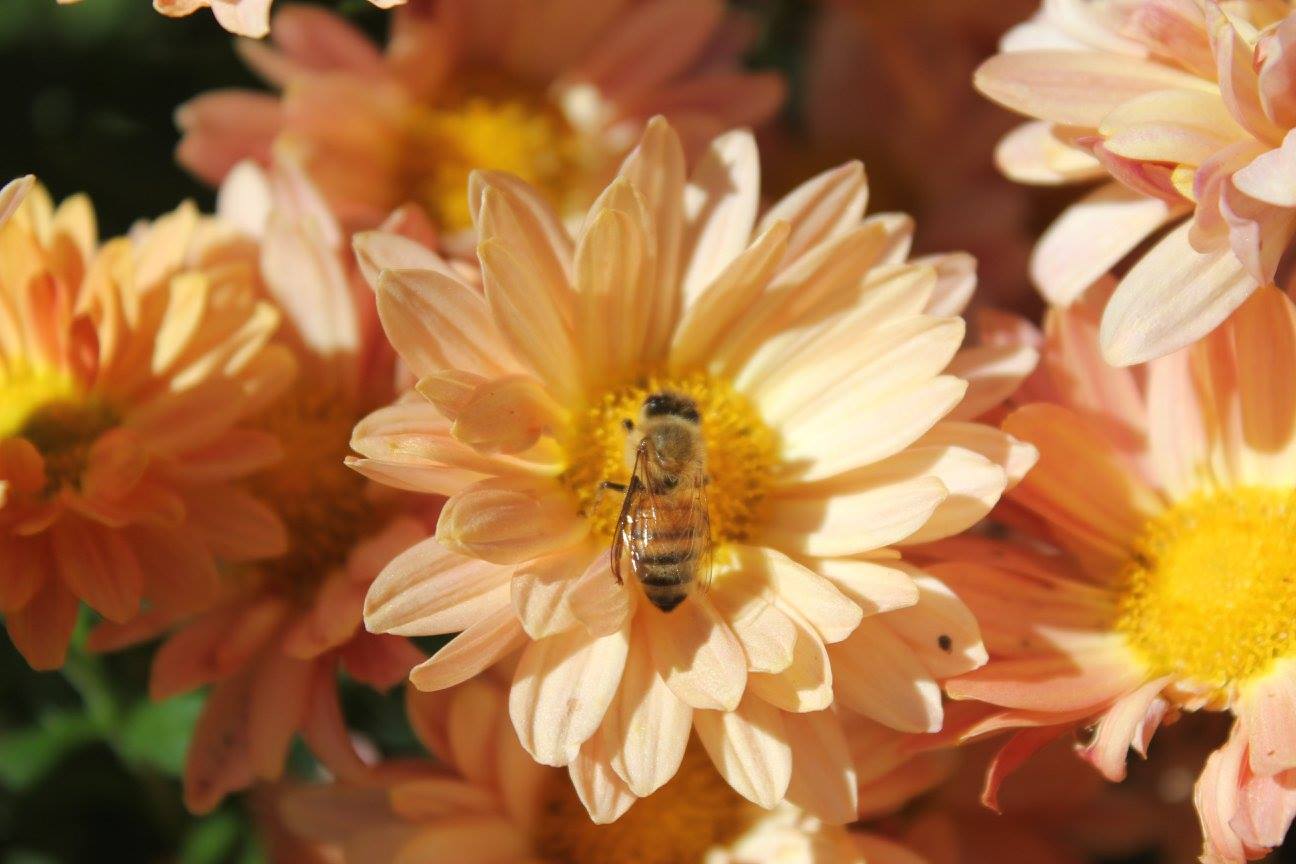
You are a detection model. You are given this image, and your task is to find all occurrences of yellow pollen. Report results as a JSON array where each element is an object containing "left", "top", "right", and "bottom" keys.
[
  {"left": 403, "top": 72, "right": 589, "bottom": 231},
  {"left": 560, "top": 373, "right": 780, "bottom": 545},
  {"left": 1115, "top": 487, "right": 1296, "bottom": 691},
  {"left": 1, "top": 366, "right": 116, "bottom": 492},
  {"left": 249, "top": 390, "right": 385, "bottom": 600},
  {"left": 532, "top": 742, "right": 758, "bottom": 864}
]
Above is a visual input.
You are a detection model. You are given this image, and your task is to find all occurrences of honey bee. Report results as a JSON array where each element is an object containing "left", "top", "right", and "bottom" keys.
[{"left": 601, "top": 391, "right": 712, "bottom": 613}]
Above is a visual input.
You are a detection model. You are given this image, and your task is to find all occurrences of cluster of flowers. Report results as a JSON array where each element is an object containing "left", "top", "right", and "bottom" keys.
[{"left": 12, "top": 0, "right": 1296, "bottom": 861}]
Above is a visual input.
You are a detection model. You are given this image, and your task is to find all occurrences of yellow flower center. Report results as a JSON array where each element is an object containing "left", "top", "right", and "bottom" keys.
[
  {"left": 1, "top": 367, "right": 117, "bottom": 492},
  {"left": 560, "top": 373, "right": 780, "bottom": 545},
  {"left": 249, "top": 389, "right": 385, "bottom": 600},
  {"left": 532, "top": 742, "right": 758, "bottom": 864},
  {"left": 1115, "top": 487, "right": 1296, "bottom": 692},
  {"left": 404, "top": 72, "right": 591, "bottom": 231}
]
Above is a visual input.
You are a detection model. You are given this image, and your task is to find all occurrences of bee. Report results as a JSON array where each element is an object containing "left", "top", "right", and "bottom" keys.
[{"left": 600, "top": 391, "right": 712, "bottom": 613}]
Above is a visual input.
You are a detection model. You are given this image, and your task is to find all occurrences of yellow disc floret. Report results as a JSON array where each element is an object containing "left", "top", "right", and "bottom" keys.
[
  {"left": 1, "top": 366, "right": 117, "bottom": 492},
  {"left": 561, "top": 373, "right": 780, "bottom": 545},
  {"left": 403, "top": 73, "right": 589, "bottom": 231},
  {"left": 1116, "top": 487, "right": 1296, "bottom": 692},
  {"left": 532, "top": 742, "right": 757, "bottom": 864}
]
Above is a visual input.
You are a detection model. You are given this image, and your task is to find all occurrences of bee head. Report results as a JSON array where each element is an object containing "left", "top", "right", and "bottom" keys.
[{"left": 642, "top": 391, "right": 700, "bottom": 423}]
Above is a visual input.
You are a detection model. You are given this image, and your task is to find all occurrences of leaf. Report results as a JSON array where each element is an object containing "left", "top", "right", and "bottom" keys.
[
  {"left": 117, "top": 691, "right": 204, "bottom": 777},
  {"left": 0, "top": 710, "right": 100, "bottom": 789}
]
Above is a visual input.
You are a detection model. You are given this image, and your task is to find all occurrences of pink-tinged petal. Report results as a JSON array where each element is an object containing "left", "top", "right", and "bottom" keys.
[
  {"left": 783, "top": 709, "right": 857, "bottom": 824},
  {"left": 570, "top": 0, "right": 721, "bottom": 100},
  {"left": 438, "top": 477, "right": 587, "bottom": 565},
  {"left": 1195, "top": 722, "right": 1259, "bottom": 864},
  {"left": 6, "top": 576, "right": 77, "bottom": 670},
  {"left": 1031, "top": 186, "right": 1185, "bottom": 307},
  {"left": 694, "top": 693, "right": 791, "bottom": 809},
  {"left": 364, "top": 537, "right": 513, "bottom": 636},
  {"left": 679, "top": 130, "right": 760, "bottom": 309},
  {"left": 1146, "top": 346, "right": 1211, "bottom": 498},
  {"left": 756, "top": 161, "right": 868, "bottom": 269},
  {"left": 813, "top": 558, "right": 920, "bottom": 617},
  {"left": 945, "top": 345, "right": 1040, "bottom": 423},
  {"left": 301, "top": 675, "right": 369, "bottom": 783},
  {"left": 916, "top": 421, "right": 1038, "bottom": 491},
  {"left": 478, "top": 237, "right": 580, "bottom": 400},
  {"left": 512, "top": 543, "right": 590, "bottom": 639},
  {"left": 646, "top": 593, "right": 747, "bottom": 711},
  {"left": 182, "top": 484, "right": 288, "bottom": 563},
  {"left": 387, "top": 778, "right": 497, "bottom": 820},
  {"left": 50, "top": 521, "right": 141, "bottom": 623},
  {"left": 247, "top": 652, "right": 315, "bottom": 779},
  {"left": 175, "top": 91, "right": 281, "bottom": 186},
  {"left": 945, "top": 633, "right": 1143, "bottom": 713},
  {"left": 604, "top": 625, "right": 691, "bottom": 797},
  {"left": 468, "top": 170, "right": 574, "bottom": 306},
  {"left": 736, "top": 545, "right": 860, "bottom": 644},
  {"left": 1258, "top": 16, "right": 1296, "bottom": 129},
  {"left": 1207, "top": 4, "right": 1284, "bottom": 144},
  {"left": 339, "top": 633, "right": 422, "bottom": 690},
  {"left": 184, "top": 673, "right": 256, "bottom": 814},
  {"left": 353, "top": 231, "right": 448, "bottom": 291},
  {"left": 1003, "top": 404, "right": 1160, "bottom": 562},
  {"left": 1080, "top": 676, "right": 1171, "bottom": 782},
  {"left": 407, "top": 603, "right": 527, "bottom": 692},
  {"left": 746, "top": 610, "right": 833, "bottom": 713},
  {"left": 0, "top": 175, "right": 34, "bottom": 227},
  {"left": 376, "top": 268, "right": 520, "bottom": 379},
  {"left": 448, "top": 375, "right": 566, "bottom": 455},
  {"left": 260, "top": 4, "right": 385, "bottom": 78},
  {"left": 509, "top": 623, "right": 629, "bottom": 767},
  {"left": 881, "top": 574, "right": 987, "bottom": 679},
  {"left": 1242, "top": 660, "right": 1296, "bottom": 776},
  {"left": 830, "top": 618, "right": 941, "bottom": 733},
  {"left": 975, "top": 50, "right": 1211, "bottom": 128},
  {"left": 1231, "top": 762, "right": 1296, "bottom": 855},
  {"left": 568, "top": 728, "right": 637, "bottom": 824},
  {"left": 892, "top": 445, "right": 1009, "bottom": 545},
  {"left": 981, "top": 726, "right": 1069, "bottom": 813},
  {"left": 1220, "top": 172, "right": 1296, "bottom": 284},
  {"left": 1229, "top": 135, "right": 1296, "bottom": 207},
  {"left": 764, "top": 475, "right": 947, "bottom": 558},
  {"left": 209, "top": 0, "right": 273, "bottom": 38},
  {"left": 390, "top": 817, "right": 530, "bottom": 864},
  {"left": 995, "top": 121, "right": 1105, "bottom": 185},
  {"left": 709, "top": 576, "right": 796, "bottom": 674}
]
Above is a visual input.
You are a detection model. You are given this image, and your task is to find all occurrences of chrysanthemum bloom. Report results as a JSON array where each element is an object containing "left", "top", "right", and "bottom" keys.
[
  {"left": 281, "top": 674, "right": 924, "bottom": 864},
  {"left": 0, "top": 175, "right": 288, "bottom": 670},
  {"left": 933, "top": 287, "right": 1296, "bottom": 862},
  {"left": 977, "top": 0, "right": 1296, "bottom": 364},
  {"left": 88, "top": 158, "right": 431, "bottom": 813},
  {"left": 176, "top": 0, "right": 785, "bottom": 236},
  {"left": 352, "top": 117, "right": 1035, "bottom": 822},
  {"left": 55, "top": 0, "right": 402, "bottom": 39}
]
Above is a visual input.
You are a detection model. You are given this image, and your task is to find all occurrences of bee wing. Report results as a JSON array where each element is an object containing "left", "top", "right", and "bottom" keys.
[
  {"left": 610, "top": 440, "right": 656, "bottom": 583},
  {"left": 687, "top": 466, "right": 715, "bottom": 594}
]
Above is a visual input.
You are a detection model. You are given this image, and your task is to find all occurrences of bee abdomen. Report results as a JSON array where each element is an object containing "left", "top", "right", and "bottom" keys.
[{"left": 642, "top": 581, "right": 690, "bottom": 612}]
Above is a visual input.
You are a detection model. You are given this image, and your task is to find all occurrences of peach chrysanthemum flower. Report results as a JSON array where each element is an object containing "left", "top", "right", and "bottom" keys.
[
  {"left": 929, "top": 287, "right": 1296, "bottom": 862},
  {"left": 88, "top": 157, "right": 432, "bottom": 813},
  {"left": 176, "top": 0, "right": 785, "bottom": 236},
  {"left": 280, "top": 674, "right": 926, "bottom": 864},
  {"left": 55, "top": 0, "right": 402, "bottom": 39},
  {"left": 977, "top": 0, "right": 1296, "bottom": 364},
  {"left": 0, "top": 175, "right": 288, "bottom": 670},
  {"left": 351, "top": 117, "right": 1036, "bottom": 823}
]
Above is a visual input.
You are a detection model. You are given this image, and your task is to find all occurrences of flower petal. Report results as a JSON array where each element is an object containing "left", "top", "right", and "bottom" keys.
[
  {"left": 694, "top": 693, "right": 792, "bottom": 809},
  {"left": 364, "top": 537, "right": 513, "bottom": 636},
  {"left": 646, "top": 593, "right": 746, "bottom": 711}
]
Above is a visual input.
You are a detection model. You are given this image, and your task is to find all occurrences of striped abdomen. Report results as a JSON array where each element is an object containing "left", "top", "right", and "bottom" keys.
[{"left": 631, "top": 495, "right": 705, "bottom": 613}]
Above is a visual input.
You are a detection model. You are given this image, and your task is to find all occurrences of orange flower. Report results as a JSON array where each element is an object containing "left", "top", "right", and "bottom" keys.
[
  {"left": 978, "top": 0, "right": 1296, "bottom": 364},
  {"left": 926, "top": 286, "right": 1296, "bottom": 862},
  {"left": 279, "top": 673, "right": 925, "bottom": 864},
  {"left": 88, "top": 157, "right": 432, "bottom": 813},
  {"left": 351, "top": 118, "right": 1036, "bottom": 823},
  {"left": 0, "top": 175, "right": 288, "bottom": 670},
  {"left": 176, "top": 0, "right": 785, "bottom": 235}
]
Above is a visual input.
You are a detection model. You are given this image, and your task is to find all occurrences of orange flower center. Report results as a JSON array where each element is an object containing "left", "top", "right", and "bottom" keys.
[
  {"left": 532, "top": 742, "right": 757, "bottom": 864},
  {"left": 1115, "top": 487, "right": 1296, "bottom": 694},
  {"left": 403, "top": 72, "right": 594, "bottom": 231},
  {"left": 249, "top": 389, "right": 385, "bottom": 600},
  {"left": 1, "top": 366, "right": 117, "bottom": 492},
  {"left": 559, "top": 373, "right": 781, "bottom": 545}
]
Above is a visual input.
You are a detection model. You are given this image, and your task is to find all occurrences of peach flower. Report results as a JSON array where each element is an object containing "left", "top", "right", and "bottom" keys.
[
  {"left": 279, "top": 673, "right": 926, "bottom": 864},
  {"left": 351, "top": 118, "right": 1035, "bottom": 823},
  {"left": 176, "top": 0, "right": 785, "bottom": 236},
  {"left": 88, "top": 157, "right": 432, "bottom": 813},
  {"left": 0, "top": 175, "right": 288, "bottom": 670},
  {"left": 978, "top": 0, "right": 1296, "bottom": 363},
  {"left": 929, "top": 287, "right": 1296, "bottom": 862}
]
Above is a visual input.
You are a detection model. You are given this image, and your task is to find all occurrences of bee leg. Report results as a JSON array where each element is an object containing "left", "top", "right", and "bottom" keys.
[{"left": 599, "top": 481, "right": 628, "bottom": 492}]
